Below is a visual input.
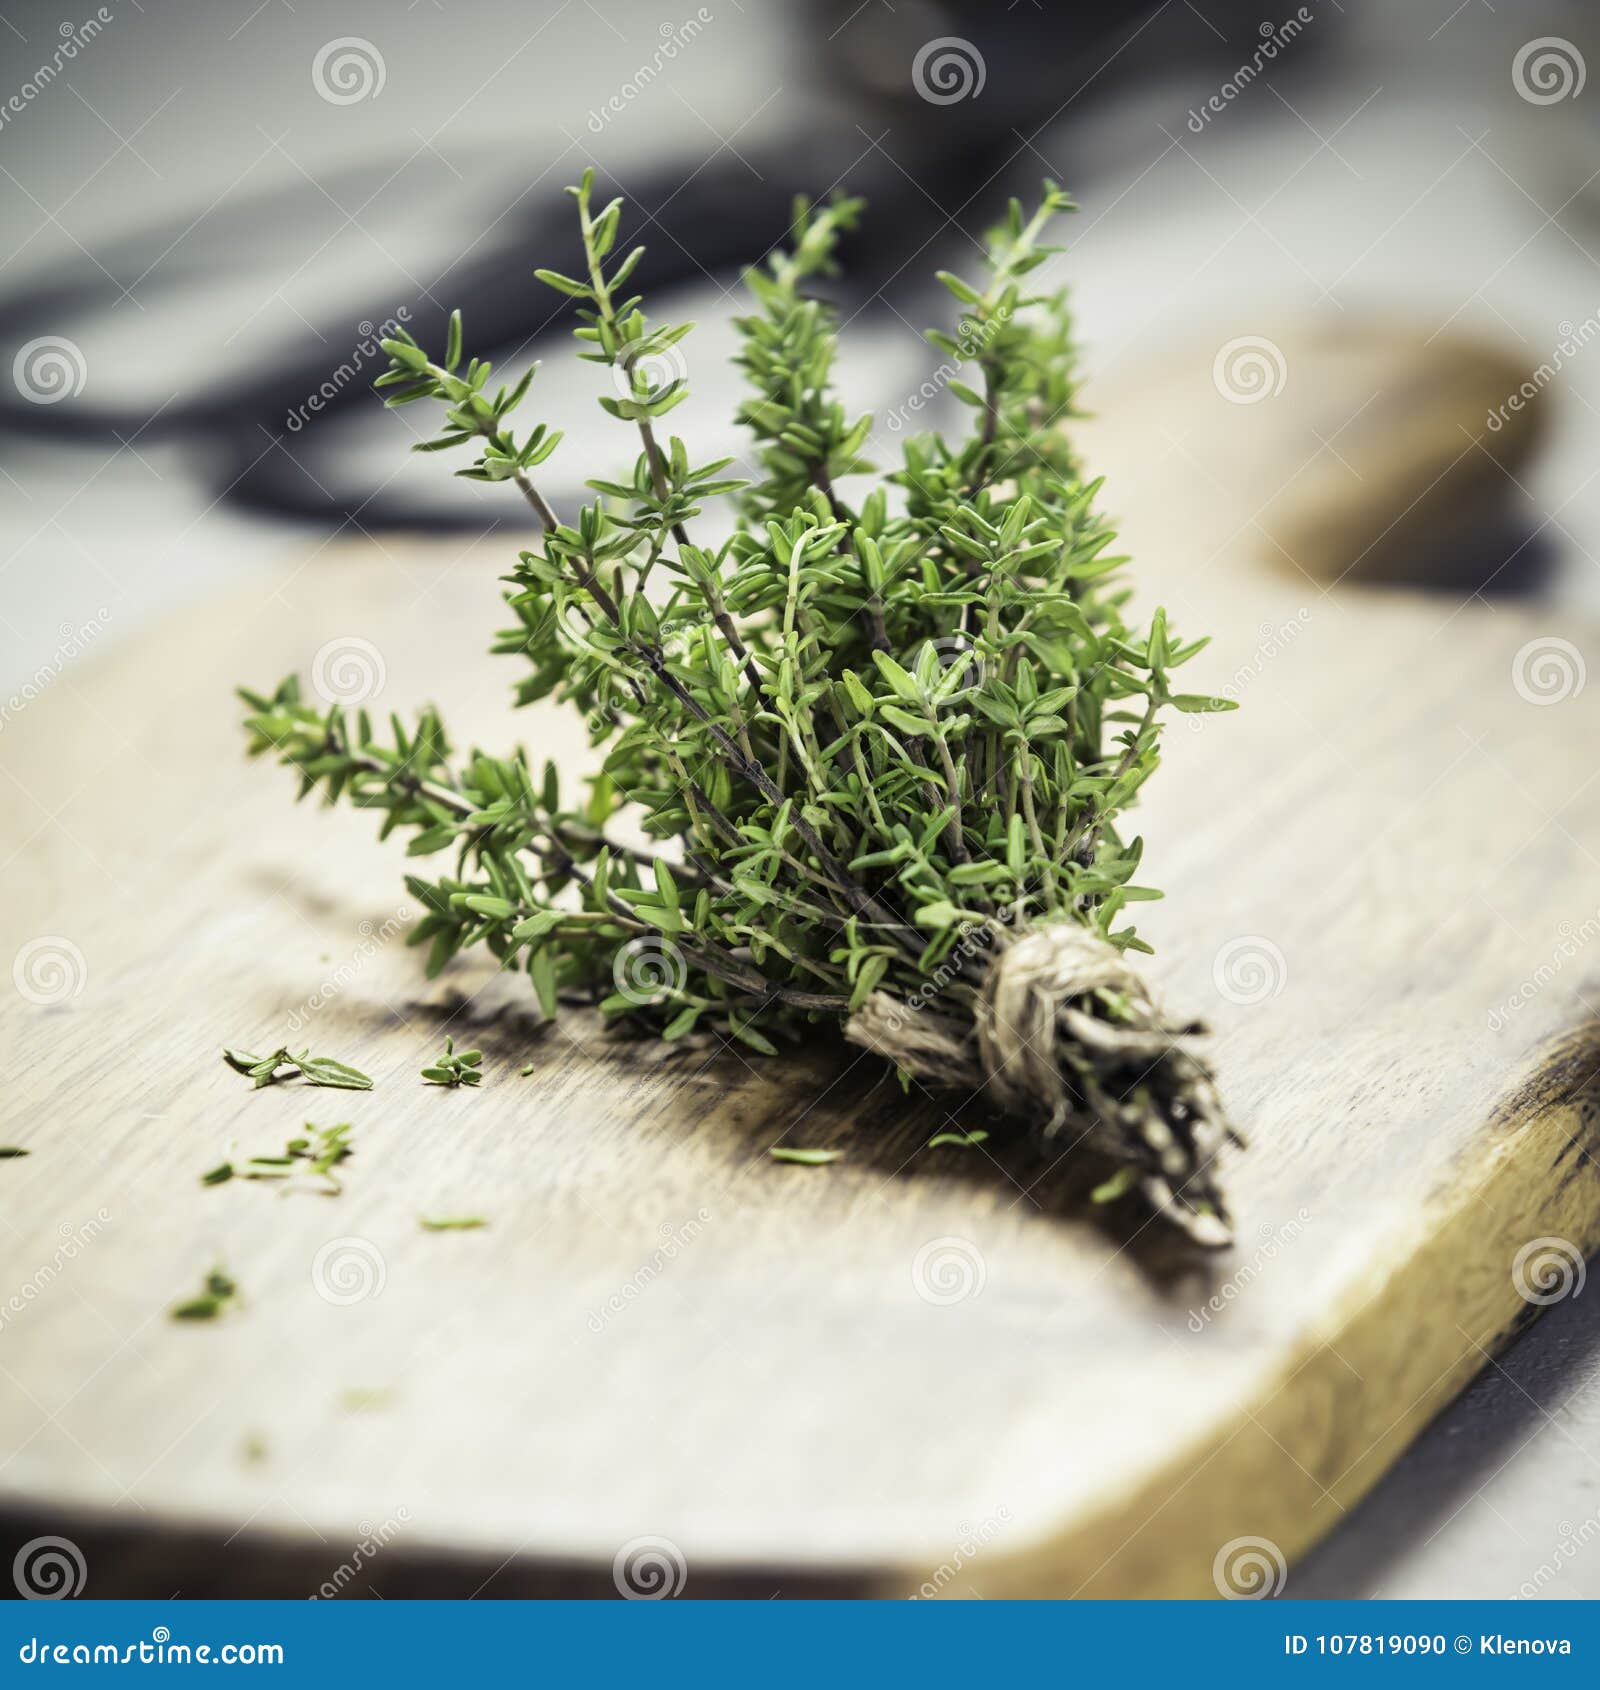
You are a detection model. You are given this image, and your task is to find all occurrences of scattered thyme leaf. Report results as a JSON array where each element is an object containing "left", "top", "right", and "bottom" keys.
[
  {"left": 0, "top": 1147, "right": 30, "bottom": 1159},
  {"left": 338, "top": 1387, "right": 395, "bottom": 1413},
  {"left": 419, "top": 1216, "right": 488, "bottom": 1231},
  {"left": 519, "top": 1063, "right": 536, "bottom": 1077},
  {"left": 171, "top": 1265, "right": 239, "bottom": 1322},
  {"left": 171, "top": 1299, "right": 223, "bottom": 1321},
  {"left": 304, "top": 1121, "right": 354, "bottom": 1184},
  {"left": 422, "top": 1035, "right": 484, "bottom": 1088},
  {"left": 295, "top": 1055, "right": 374, "bottom": 1091},
  {"left": 928, "top": 1130, "right": 990, "bottom": 1149},
  {"left": 1091, "top": 1167, "right": 1140, "bottom": 1204},
  {"left": 769, "top": 1147, "right": 844, "bottom": 1166},
  {"left": 222, "top": 1046, "right": 372, "bottom": 1091},
  {"left": 208, "top": 1123, "right": 353, "bottom": 1195}
]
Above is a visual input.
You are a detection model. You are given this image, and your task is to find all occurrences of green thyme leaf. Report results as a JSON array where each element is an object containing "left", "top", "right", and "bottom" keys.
[
  {"left": 422, "top": 1035, "right": 484, "bottom": 1087},
  {"left": 295, "top": 1055, "right": 374, "bottom": 1090},
  {"left": 338, "top": 1388, "right": 395, "bottom": 1413},
  {"left": 1090, "top": 1167, "right": 1140, "bottom": 1204},
  {"left": 222, "top": 1046, "right": 372, "bottom": 1091},
  {"left": 206, "top": 1123, "right": 354, "bottom": 1195},
  {"left": 171, "top": 1265, "right": 239, "bottom": 1322}
]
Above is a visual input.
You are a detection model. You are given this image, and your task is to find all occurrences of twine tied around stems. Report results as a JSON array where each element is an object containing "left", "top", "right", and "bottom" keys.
[{"left": 846, "top": 920, "right": 1239, "bottom": 1247}]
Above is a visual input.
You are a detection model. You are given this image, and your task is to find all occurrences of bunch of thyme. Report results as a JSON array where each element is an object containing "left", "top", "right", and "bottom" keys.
[{"left": 240, "top": 173, "right": 1240, "bottom": 1243}]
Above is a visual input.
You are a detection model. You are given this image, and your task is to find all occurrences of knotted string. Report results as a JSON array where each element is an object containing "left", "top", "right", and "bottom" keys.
[{"left": 846, "top": 921, "right": 1238, "bottom": 1246}]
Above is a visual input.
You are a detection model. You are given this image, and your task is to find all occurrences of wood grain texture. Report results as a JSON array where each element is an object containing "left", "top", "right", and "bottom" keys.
[{"left": 3, "top": 326, "right": 1599, "bottom": 1599}]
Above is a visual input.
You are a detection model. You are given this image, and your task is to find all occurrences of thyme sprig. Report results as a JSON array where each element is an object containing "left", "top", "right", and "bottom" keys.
[
  {"left": 421, "top": 1036, "right": 483, "bottom": 1088},
  {"left": 203, "top": 1122, "right": 355, "bottom": 1195},
  {"left": 222, "top": 1046, "right": 373, "bottom": 1091},
  {"left": 240, "top": 172, "right": 1240, "bottom": 1242}
]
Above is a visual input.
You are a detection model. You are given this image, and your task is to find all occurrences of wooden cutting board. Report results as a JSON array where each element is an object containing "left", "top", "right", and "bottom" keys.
[{"left": 3, "top": 326, "right": 1598, "bottom": 1600}]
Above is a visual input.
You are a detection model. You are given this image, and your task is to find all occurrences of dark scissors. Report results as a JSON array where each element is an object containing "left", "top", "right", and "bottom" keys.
[{"left": 0, "top": 2, "right": 1266, "bottom": 531}]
